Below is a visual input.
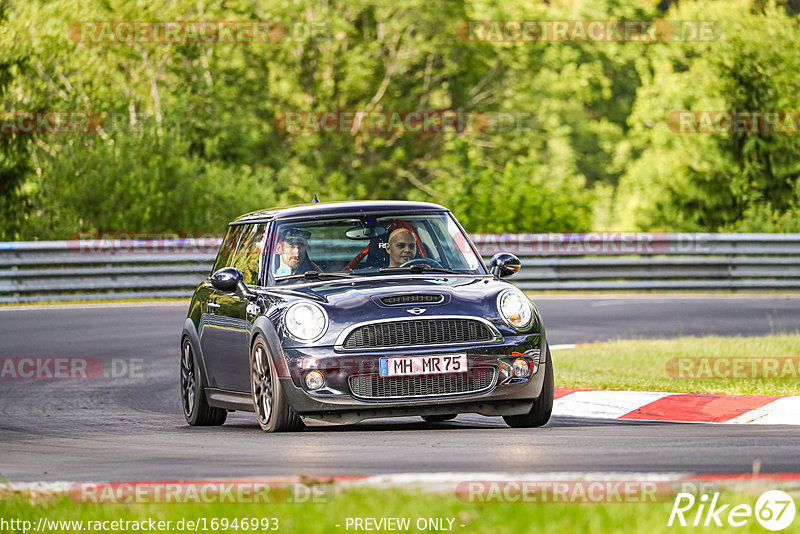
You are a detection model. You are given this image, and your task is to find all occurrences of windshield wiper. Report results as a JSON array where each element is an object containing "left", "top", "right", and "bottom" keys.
[
  {"left": 277, "top": 271, "right": 356, "bottom": 281},
  {"left": 379, "top": 266, "right": 461, "bottom": 275}
]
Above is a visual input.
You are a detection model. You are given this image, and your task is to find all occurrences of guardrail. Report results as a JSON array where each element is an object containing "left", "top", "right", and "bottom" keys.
[{"left": 1, "top": 233, "right": 799, "bottom": 302}]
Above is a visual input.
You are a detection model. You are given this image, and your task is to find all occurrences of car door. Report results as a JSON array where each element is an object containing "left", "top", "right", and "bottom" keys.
[{"left": 201, "top": 223, "right": 267, "bottom": 392}]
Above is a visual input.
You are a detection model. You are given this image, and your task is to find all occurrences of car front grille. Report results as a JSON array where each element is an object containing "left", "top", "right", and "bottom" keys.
[
  {"left": 342, "top": 318, "right": 496, "bottom": 349},
  {"left": 380, "top": 294, "right": 443, "bottom": 305},
  {"left": 348, "top": 367, "right": 496, "bottom": 399}
]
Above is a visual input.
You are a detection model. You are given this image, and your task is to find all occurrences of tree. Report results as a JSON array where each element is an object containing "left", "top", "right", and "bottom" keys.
[{"left": 614, "top": 1, "right": 800, "bottom": 231}]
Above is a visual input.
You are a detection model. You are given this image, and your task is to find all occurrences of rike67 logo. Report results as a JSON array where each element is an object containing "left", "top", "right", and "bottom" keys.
[{"left": 669, "top": 490, "right": 796, "bottom": 531}]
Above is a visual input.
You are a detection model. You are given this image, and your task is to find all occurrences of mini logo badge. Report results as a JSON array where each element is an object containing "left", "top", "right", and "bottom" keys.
[{"left": 406, "top": 308, "right": 427, "bottom": 315}]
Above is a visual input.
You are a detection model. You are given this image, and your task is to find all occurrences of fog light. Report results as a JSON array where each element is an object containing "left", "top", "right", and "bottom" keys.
[
  {"left": 305, "top": 370, "right": 325, "bottom": 390},
  {"left": 512, "top": 358, "right": 530, "bottom": 378}
]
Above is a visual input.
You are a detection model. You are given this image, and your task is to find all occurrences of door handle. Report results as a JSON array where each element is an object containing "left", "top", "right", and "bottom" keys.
[{"left": 207, "top": 302, "right": 221, "bottom": 309}]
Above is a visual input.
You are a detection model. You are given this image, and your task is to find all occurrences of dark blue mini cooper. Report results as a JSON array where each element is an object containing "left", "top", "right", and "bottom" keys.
[{"left": 180, "top": 201, "right": 553, "bottom": 432}]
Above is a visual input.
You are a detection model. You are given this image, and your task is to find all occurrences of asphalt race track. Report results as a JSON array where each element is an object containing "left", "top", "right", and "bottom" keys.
[{"left": 1, "top": 296, "right": 799, "bottom": 482}]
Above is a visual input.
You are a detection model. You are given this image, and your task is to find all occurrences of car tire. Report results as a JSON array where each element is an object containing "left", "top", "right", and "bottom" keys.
[
  {"left": 422, "top": 414, "right": 458, "bottom": 422},
  {"left": 181, "top": 338, "right": 227, "bottom": 426},
  {"left": 250, "top": 336, "right": 303, "bottom": 432},
  {"left": 502, "top": 343, "right": 554, "bottom": 428}
]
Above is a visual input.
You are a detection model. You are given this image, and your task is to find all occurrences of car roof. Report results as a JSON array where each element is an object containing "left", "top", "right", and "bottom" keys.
[{"left": 232, "top": 200, "right": 449, "bottom": 225}]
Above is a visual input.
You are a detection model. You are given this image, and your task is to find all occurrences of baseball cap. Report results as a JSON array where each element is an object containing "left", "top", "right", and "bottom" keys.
[{"left": 280, "top": 227, "right": 311, "bottom": 245}]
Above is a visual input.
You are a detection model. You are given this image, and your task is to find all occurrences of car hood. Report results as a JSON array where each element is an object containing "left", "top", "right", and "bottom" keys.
[{"left": 269, "top": 275, "right": 529, "bottom": 347}]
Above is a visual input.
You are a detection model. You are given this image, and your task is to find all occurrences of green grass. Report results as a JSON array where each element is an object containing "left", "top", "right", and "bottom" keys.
[
  {"left": 552, "top": 334, "right": 800, "bottom": 396},
  {"left": 1, "top": 487, "right": 797, "bottom": 534}
]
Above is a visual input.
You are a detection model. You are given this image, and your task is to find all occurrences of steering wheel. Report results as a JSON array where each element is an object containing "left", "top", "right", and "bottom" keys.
[{"left": 400, "top": 258, "right": 442, "bottom": 268}]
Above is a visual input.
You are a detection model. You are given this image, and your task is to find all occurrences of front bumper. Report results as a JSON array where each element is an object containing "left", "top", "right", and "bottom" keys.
[{"left": 278, "top": 334, "right": 545, "bottom": 423}]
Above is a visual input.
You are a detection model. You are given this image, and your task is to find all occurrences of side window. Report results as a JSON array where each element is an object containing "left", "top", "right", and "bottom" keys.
[
  {"left": 230, "top": 224, "right": 269, "bottom": 285},
  {"left": 211, "top": 225, "right": 245, "bottom": 274}
]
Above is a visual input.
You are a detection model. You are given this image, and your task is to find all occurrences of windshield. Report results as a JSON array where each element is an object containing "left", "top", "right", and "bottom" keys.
[{"left": 269, "top": 212, "right": 485, "bottom": 283}]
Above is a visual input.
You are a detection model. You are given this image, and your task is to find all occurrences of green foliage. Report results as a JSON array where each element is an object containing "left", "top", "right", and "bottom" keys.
[
  {"left": 414, "top": 138, "right": 593, "bottom": 233},
  {"left": 1, "top": 0, "right": 799, "bottom": 237},
  {"left": 0, "top": 1, "right": 33, "bottom": 240},
  {"left": 26, "top": 123, "right": 279, "bottom": 236},
  {"left": 615, "top": 1, "right": 800, "bottom": 231}
]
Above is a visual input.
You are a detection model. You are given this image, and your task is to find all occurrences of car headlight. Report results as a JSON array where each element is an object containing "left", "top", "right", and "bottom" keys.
[
  {"left": 283, "top": 301, "right": 328, "bottom": 342},
  {"left": 497, "top": 289, "right": 534, "bottom": 330}
]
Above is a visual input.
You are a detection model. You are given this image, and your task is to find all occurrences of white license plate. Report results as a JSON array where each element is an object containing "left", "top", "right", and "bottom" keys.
[{"left": 379, "top": 354, "right": 467, "bottom": 377}]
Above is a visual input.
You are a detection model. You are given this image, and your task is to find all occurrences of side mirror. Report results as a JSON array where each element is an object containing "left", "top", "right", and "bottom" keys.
[
  {"left": 211, "top": 267, "right": 258, "bottom": 301},
  {"left": 210, "top": 267, "right": 243, "bottom": 292},
  {"left": 489, "top": 253, "right": 521, "bottom": 279}
]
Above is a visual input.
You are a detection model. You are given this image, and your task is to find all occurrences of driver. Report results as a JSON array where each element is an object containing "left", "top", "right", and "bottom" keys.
[
  {"left": 386, "top": 228, "right": 417, "bottom": 267},
  {"left": 275, "top": 228, "right": 319, "bottom": 276}
]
